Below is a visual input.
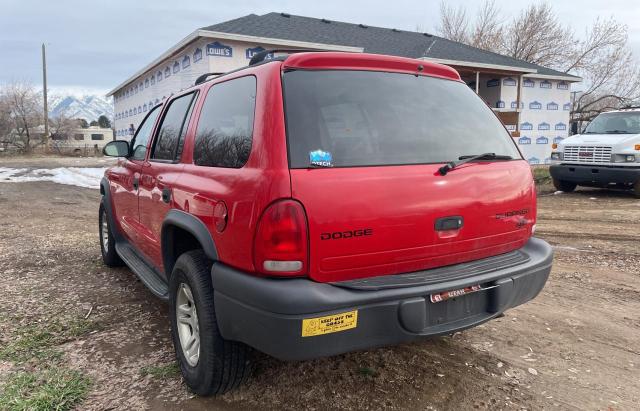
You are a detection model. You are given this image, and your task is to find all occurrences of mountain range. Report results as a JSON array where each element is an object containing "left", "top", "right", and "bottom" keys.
[{"left": 49, "top": 95, "right": 113, "bottom": 122}]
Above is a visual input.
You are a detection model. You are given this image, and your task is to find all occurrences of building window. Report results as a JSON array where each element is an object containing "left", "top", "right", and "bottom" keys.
[
  {"left": 511, "top": 101, "right": 523, "bottom": 109},
  {"left": 536, "top": 136, "right": 549, "bottom": 144},
  {"left": 563, "top": 103, "right": 571, "bottom": 111},
  {"left": 193, "top": 48, "right": 203, "bottom": 62},
  {"left": 91, "top": 134, "right": 104, "bottom": 141},
  {"left": 151, "top": 74, "right": 155, "bottom": 85},
  {"left": 134, "top": 107, "right": 137, "bottom": 115},
  {"left": 518, "top": 136, "right": 531, "bottom": 145},
  {"left": 503, "top": 77, "right": 517, "bottom": 86},
  {"left": 540, "top": 80, "right": 552, "bottom": 89},
  {"left": 496, "top": 100, "right": 505, "bottom": 108},
  {"left": 554, "top": 137, "right": 564, "bottom": 143},
  {"left": 557, "top": 81, "right": 569, "bottom": 90},
  {"left": 182, "top": 55, "right": 191, "bottom": 69},
  {"left": 521, "top": 122, "right": 533, "bottom": 130},
  {"left": 157, "top": 71, "right": 163, "bottom": 81},
  {"left": 523, "top": 79, "right": 535, "bottom": 88},
  {"left": 547, "top": 102, "right": 558, "bottom": 110},
  {"left": 538, "top": 122, "right": 550, "bottom": 130},
  {"left": 486, "top": 79, "right": 499, "bottom": 87},
  {"left": 528, "top": 157, "right": 540, "bottom": 165},
  {"left": 143, "top": 104, "right": 147, "bottom": 112},
  {"left": 555, "top": 122, "right": 567, "bottom": 131},
  {"left": 138, "top": 105, "right": 142, "bottom": 113},
  {"left": 145, "top": 78, "right": 149, "bottom": 88},
  {"left": 165, "top": 67, "right": 171, "bottom": 78},
  {"left": 193, "top": 76, "right": 257, "bottom": 168},
  {"left": 529, "top": 101, "right": 542, "bottom": 110},
  {"left": 173, "top": 61, "right": 180, "bottom": 74}
]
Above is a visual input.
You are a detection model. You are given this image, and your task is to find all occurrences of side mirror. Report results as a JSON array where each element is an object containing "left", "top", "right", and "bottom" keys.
[{"left": 103, "top": 140, "right": 130, "bottom": 157}]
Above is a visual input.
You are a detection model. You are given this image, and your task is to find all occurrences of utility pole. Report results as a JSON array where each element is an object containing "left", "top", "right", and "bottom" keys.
[{"left": 42, "top": 43, "right": 49, "bottom": 148}]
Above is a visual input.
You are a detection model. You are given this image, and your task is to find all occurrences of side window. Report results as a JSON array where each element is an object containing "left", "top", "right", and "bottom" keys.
[
  {"left": 151, "top": 92, "right": 196, "bottom": 161},
  {"left": 131, "top": 105, "right": 161, "bottom": 160},
  {"left": 193, "top": 76, "right": 256, "bottom": 168}
]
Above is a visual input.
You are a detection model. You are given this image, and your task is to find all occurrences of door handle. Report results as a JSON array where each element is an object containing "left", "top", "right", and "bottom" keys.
[{"left": 161, "top": 188, "right": 171, "bottom": 204}]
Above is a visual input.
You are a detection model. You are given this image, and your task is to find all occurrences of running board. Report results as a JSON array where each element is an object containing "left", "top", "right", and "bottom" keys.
[{"left": 116, "top": 242, "right": 169, "bottom": 300}]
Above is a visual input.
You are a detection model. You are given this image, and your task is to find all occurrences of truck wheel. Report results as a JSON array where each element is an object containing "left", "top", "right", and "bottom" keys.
[
  {"left": 99, "top": 201, "right": 123, "bottom": 267},
  {"left": 552, "top": 178, "right": 577, "bottom": 192},
  {"left": 169, "top": 250, "right": 251, "bottom": 396},
  {"left": 634, "top": 180, "right": 640, "bottom": 198}
]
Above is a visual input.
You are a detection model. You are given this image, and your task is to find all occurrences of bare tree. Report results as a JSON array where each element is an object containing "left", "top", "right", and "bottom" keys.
[
  {"left": 0, "top": 94, "right": 12, "bottom": 144},
  {"left": 437, "top": 2, "right": 469, "bottom": 44},
  {"left": 434, "top": 1, "right": 640, "bottom": 124},
  {"left": 499, "top": 3, "right": 576, "bottom": 68},
  {"left": 469, "top": 0, "right": 503, "bottom": 52},
  {"left": 0, "top": 82, "right": 44, "bottom": 153}
]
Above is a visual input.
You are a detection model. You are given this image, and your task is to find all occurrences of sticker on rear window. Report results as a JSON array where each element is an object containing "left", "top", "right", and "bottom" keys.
[{"left": 309, "top": 149, "right": 333, "bottom": 167}]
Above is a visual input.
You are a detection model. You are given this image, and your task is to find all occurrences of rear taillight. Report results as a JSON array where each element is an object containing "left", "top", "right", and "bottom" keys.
[{"left": 254, "top": 200, "right": 308, "bottom": 276}]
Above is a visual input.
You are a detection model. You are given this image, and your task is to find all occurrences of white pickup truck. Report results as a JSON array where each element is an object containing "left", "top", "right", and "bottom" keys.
[{"left": 550, "top": 108, "right": 640, "bottom": 197}]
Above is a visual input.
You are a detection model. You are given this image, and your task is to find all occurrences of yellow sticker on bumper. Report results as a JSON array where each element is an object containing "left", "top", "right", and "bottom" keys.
[{"left": 302, "top": 310, "right": 358, "bottom": 337}]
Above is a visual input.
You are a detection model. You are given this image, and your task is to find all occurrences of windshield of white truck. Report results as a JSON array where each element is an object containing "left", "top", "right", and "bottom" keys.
[{"left": 584, "top": 112, "right": 640, "bottom": 134}]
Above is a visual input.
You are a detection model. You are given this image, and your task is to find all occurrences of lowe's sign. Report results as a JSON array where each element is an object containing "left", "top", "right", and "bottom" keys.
[
  {"left": 207, "top": 41, "right": 233, "bottom": 57},
  {"left": 246, "top": 46, "right": 274, "bottom": 60}
]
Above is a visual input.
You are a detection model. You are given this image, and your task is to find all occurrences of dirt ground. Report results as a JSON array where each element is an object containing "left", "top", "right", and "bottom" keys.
[{"left": 1, "top": 157, "right": 639, "bottom": 410}]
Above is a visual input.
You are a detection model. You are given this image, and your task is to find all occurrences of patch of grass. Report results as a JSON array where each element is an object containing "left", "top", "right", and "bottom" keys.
[
  {"left": 357, "top": 366, "right": 378, "bottom": 377},
  {"left": 0, "top": 368, "right": 90, "bottom": 411},
  {"left": 532, "top": 166, "right": 552, "bottom": 186},
  {"left": 0, "top": 318, "right": 96, "bottom": 364},
  {"left": 140, "top": 362, "right": 180, "bottom": 379}
]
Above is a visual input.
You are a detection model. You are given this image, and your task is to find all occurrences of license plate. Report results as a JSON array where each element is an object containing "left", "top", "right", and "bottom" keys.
[{"left": 430, "top": 285, "right": 482, "bottom": 303}]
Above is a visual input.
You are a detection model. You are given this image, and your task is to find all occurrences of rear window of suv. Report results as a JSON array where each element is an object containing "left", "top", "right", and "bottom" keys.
[{"left": 283, "top": 70, "right": 521, "bottom": 168}]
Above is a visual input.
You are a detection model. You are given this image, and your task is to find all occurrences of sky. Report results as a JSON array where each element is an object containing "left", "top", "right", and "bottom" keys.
[{"left": 1, "top": 0, "right": 639, "bottom": 97}]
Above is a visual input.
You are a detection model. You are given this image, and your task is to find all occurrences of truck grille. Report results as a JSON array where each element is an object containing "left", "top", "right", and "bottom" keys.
[{"left": 563, "top": 145, "right": 612, "bottom": 163}]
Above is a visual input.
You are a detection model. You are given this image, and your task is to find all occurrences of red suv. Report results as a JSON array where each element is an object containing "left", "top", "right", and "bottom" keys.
[{"left": 100, "top": 51, "right": 553, "bottom": 395}]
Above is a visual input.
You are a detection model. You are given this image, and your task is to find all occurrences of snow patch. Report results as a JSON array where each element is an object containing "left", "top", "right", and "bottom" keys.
[{"left": 0, "top": 167, "right": 105, "bottom": 189}]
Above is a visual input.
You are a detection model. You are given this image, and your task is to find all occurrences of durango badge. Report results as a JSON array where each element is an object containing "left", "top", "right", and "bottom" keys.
[{"left": 309, "top": 149, "right": 333, "bottom": 167}]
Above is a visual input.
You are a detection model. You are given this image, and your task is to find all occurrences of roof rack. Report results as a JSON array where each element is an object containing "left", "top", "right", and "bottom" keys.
[
  {"left": 248, "top": 48, "right": 337, "bottom": 66},
  {"left": 194, "top": 72, "right": 225, "bottom": 85}
]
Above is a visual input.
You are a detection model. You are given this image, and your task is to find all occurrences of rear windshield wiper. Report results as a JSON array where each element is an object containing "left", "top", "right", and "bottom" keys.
[{"left": 439, "top": 153, "right": 512, "bottom": 176}]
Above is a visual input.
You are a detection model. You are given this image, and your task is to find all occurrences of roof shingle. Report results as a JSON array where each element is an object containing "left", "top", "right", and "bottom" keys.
[{"left": 202, "top": 12, "right": 579, "bottom": 79}]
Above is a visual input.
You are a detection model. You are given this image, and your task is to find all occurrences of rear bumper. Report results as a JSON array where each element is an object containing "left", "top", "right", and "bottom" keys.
[
  {"left": 550, "top": 164, "right": 640, "bottom": 185},
  {"left": 212, "top": 238, "right": 553, "bottom": 361}
]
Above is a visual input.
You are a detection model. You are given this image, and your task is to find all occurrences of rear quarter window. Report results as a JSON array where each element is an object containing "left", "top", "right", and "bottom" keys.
[{"left": 193, "top": 76, "right": 257, "bottom": 168}]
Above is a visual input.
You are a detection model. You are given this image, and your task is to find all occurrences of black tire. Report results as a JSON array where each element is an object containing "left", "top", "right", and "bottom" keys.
[
  {"left": 169, "top": 250, "right": 251, "bottom": 396},
  {"left": 552, "top": 178, "right": 577, "bottom": 192},
  {"left": 99, "top": 200, "right": 123, "bottom": 267},
  {"left": 633, "top": 180, "right": 640, "bottom": 198}
]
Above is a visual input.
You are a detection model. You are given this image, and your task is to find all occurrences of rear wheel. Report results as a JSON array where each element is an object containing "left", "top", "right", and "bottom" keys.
[
  {"left": 633, "top": 180, "right": 640, "bottom": 198},
  {"left": 552, "top": 178, "right": 577, "bottom": 192},
  {"left": 169, "top": 250, "right": 251, "bottom": 396},
  {"left": 99, "top": 201, "right": 123, "bottom": 267}
]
